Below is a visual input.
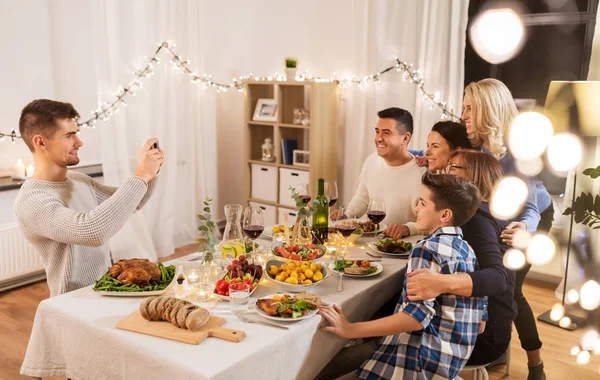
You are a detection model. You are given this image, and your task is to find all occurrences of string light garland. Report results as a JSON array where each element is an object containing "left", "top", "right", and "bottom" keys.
[{"left": 0, "top": 41, "right": 459, "bottom": 142}]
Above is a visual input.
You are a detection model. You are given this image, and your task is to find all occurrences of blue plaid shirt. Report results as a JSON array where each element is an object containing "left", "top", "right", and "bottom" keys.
[{"left": 357, "top": 227, "right": 487, "bottom": 380}]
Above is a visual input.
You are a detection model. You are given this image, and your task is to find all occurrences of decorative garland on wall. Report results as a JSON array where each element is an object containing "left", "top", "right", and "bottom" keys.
[{"left": 0, "top": 41, "right": 459, "bottom": 143}]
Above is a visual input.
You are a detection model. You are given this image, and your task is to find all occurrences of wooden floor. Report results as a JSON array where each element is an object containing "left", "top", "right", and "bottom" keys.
[{"left": 1, "top": 243, "right": 599, "bottom": 380}]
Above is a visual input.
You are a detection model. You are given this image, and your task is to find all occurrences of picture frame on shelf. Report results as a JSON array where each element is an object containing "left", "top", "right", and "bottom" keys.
[
  {"left": 292, "top": 150, "right": 310, "bottom": 167},
  {"left": 253, "top": 99, "right": 278, "bottom": 122}
]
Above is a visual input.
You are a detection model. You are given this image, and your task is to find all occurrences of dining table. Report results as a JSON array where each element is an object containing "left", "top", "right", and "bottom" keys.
[{"left": 20, "top": 234, "right": 422, "bottom": 380}]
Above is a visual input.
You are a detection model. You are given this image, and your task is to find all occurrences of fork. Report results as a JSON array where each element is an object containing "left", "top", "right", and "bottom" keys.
[
  {"left": 365, "top": 251, "right": 382, "bottom": 259},
  {"left": 234, "top": 311, "right": 289, "bottom": 330}
]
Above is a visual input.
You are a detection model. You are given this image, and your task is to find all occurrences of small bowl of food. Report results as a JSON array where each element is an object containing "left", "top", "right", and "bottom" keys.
[{"left": 265, "top": 259, "right": 330, "bottom": 292}]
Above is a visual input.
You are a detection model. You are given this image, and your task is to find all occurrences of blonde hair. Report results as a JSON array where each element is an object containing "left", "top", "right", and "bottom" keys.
[{"left": 463, "top": 78, "right": 518, "bottom": 160}]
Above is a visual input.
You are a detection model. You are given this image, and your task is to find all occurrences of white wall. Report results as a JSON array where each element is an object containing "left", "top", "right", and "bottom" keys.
[
  {"left": 0, "top": 0, "right": 102, "bottom": 171},
  {"left": 199, "top": 0, "right": 357, "bottom": 213}
]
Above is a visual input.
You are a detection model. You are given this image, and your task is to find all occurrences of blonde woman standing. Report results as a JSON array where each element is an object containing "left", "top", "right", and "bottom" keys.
[{"left": 463, "top": 79, "right": 551, "bottom": 380}]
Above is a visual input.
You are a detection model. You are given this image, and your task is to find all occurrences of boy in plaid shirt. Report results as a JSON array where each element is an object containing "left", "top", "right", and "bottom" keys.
[{"left": 318, "top": 172, "right": 487, "bottom": 380}]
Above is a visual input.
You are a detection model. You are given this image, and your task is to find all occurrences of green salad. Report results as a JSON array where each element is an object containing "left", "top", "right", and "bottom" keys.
[{"left": 333, "top": 259, "right": 378, "bottom": 274}]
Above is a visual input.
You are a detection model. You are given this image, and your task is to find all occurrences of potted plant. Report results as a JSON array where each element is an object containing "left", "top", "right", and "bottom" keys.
[
  {"left": 285, "top": 57, "right": 298, "bottom": 80},
  {"left": 563, "top": 165, "right": 600, "bottom": 229}
]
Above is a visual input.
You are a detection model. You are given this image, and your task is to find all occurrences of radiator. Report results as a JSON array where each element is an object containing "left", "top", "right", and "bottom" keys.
[{"left": 0, "top": 223, "right": 45, "bottom": 292}]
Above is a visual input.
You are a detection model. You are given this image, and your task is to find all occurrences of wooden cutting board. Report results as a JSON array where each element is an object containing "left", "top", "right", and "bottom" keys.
[{"left": 116, "top": 311, "right": 246, "bottom": 345}]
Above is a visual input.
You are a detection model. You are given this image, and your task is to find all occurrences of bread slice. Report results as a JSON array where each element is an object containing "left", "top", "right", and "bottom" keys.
[
  {"left": 155, "top": 297, "right": 170, "bottom": 318},
  {"left": 169, "top": 300, "right": 189, "bottom": 325},
  {"left": 148, "top": 297, "right": 165, "bottom": 321},
  {"left": 140, "top": 297, "right": 156, "bottom": 321},
  {"left": 186, "top": 307, "right": 210, "bottom": 331},
  {"left": 161, "top": 298, "right": 177, "bottom": 321},
  {"left": 176, "top": 304, "right": 197, "bottom": 329}
]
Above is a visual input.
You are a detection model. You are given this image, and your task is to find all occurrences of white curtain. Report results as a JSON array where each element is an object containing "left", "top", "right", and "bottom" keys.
[
  {"left": 338, "top": 0, "right": 469, "bottom": 205},
  {"left": 86, "top": 0, "right": 217, "bottom": 261}
]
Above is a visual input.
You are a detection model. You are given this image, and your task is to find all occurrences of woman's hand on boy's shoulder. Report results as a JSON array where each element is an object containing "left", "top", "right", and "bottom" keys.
[{"left": 406, "top": 268, "right": 444, "bottom": 301}]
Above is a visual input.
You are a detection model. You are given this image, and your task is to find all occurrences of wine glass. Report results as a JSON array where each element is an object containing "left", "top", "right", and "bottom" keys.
[
  {"left": 367, "top": 199, "right": 386, "bottom": 238},
  {"left": 296, "top": 184, "right": 311, "bottom": 205},
  {"left": 242, "top": 206, "right": 264, "bottom": 256},
  {"left": 334, "top": 207, "right": 356, "bottom": 258},
  {"left": 325, "top": 181, "right": 338, "bottom": 207}
]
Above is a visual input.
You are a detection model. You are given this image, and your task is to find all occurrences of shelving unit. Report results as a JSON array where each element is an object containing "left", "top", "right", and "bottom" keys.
[{"left": 243, "top": 80, "right": 339, "bottom": 224}]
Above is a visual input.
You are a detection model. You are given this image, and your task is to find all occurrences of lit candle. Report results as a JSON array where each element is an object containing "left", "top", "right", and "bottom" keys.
[
  {"left": 26, "top": 164, "right": 34, "bottom": 177},
  {"left": 197, "top": 290, "right": 209, "bottom": 301},
  {"left": 13, "top": 159, "right": 25, "bottom": 179},
  {"left": 187, "top": 272, "right": 199, "bottom": 283}
]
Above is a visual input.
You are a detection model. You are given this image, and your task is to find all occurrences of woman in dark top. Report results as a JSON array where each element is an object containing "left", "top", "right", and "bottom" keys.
[{"left": 405, "top": 150, "right": 517, "bottom": 365}]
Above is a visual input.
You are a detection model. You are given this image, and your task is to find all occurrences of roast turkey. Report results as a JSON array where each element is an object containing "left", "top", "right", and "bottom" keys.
[{"left": 108, "top": 258, "right": 161, "bottom": 286}]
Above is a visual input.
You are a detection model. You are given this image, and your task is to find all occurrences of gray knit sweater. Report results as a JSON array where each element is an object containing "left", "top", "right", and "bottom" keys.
[{"left": 14, "top": 171, "right": 156, "bottom": 297}]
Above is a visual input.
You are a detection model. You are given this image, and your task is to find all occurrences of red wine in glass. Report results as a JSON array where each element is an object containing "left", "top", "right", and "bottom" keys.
[
  {"left": 367, "top": 210, "right": 386, "bottom": 224},
  {"left": 329, "top": 198, "right": 338, "bottom": 207},
  {"left": 337, "top": 224, "right": 356, "bottom": 237},
  {"left": 243, "top": 225, "right": 264, "bottom": 240},
  {"left": 299, "top": 195, "right": 311, "bottom": 205}
]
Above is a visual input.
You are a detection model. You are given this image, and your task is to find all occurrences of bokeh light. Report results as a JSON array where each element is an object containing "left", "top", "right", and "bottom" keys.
[
  {"left": 503, "top": 249, "right": 526, "bottom": 270},
  {"left": 491, "top": 177, "right": 528, "bottom": 219},
  {"left": 526, "top": 234, "right": 556, "bottom": 265},
  {"left": 547, "top": 133, "right": 582, "bottom": 172},
  {"left": 469, "top": 9, "right": 525, "bottom": 64},
  {"left": 580, "top": 280, "right": 600, "bottom": 311},
  {"left": 509, "top": 112, "right": 553, "bottom": 160}
]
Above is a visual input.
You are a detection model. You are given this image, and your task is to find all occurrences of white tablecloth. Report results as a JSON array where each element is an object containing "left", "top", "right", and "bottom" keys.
[{"left": 21, "top": 235, "right": 421, "bottom": 380}]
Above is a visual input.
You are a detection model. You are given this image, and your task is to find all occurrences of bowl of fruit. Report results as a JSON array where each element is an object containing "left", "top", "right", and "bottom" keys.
[
  {"left": 213, "top": 255, "right": 263, "bottom": 300},
  {"left": 265, "top": 259, "right": 330, "bottom": 292},
  {"left": 271, "top": 242, "right": 326, "bottom": 261}
]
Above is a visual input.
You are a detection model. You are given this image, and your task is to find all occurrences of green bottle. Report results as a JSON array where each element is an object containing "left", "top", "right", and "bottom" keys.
[{"left": 312, "top": 178, "right": 329, "bottom": 244}]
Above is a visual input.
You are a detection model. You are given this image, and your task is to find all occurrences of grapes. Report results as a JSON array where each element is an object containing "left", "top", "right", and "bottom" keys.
[
  {"left": 248, "top": 264, "right": 255, "bottom": 271},
  {"left": 239, "top": 255, "right": 246, "bottom": 262},
  {"left": 227, "top": 265, "right": 233, "bottom": 271},
  {"left": 232, "top": 260, "right": 239, "bottom": 266}
]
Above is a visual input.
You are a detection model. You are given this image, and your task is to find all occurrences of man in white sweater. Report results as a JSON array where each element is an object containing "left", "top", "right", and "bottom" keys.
[
  {"left": 14, "top": 99, "right": 162, "bottom": 297},
  {"left": 346, "top": 107, "right": 426, "bottom": 237}
]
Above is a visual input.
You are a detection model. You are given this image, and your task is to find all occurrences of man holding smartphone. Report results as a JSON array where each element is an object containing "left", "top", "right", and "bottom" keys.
[{"left": 14, "top": 99, "right": 163, "bottom": 297}]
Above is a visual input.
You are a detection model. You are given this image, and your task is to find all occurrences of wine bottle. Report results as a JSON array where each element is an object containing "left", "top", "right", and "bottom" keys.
[{"left": 312, "top": 178, "right": 329, "bottom": 244}]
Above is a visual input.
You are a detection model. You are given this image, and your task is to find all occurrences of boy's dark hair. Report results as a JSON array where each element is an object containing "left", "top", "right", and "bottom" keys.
[
  {"left": 19, "top": 99, "right": 80, "bottom": 152},
  {"left": 377, "top": 107, "right": 413, "bottom": 135},
  {"left": 421, "top": 171, "right": 480, "bottom": 226},
  {"left": 431, "top": 121, "right": 471, "bottom": 150}
]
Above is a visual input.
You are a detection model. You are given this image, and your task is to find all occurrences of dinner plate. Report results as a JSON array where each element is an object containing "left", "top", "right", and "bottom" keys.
[
  {"left": 253, "top": 294, "right": 320, "bottom": 322},
  {"left": 262, "top": 225, "right": 294, "bottom": 239},
  {"left": 94, "top": 289, "right": 168, "bottom": 297},
  {"left": 328, "top": 261, "right": 383, "bottom": 277},
  {"left": 360, "top": 222, "right": 388, "bottom": 235},
  {"left": 367, "top": 241, "right": 411, "bottom": 258}
]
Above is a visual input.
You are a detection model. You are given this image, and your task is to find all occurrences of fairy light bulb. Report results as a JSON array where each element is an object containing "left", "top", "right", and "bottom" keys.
[
  {"left": 566, "top": 289, "right": 580, "bottom": 305},
  {"left": 581, "top": 330, "right": 599, "bottom": 351},
  {"left": 469, "top": 8, "right": 525, "bottom": 64},
  {"left": 571, "top": 346, "right": 581, "bottom": 356},
  {"left": 491, "top": 177, "right": 528, "bottom": 219},
  {"left": 594, "top": 341, "right": 600, "bottom": 355},
  {"left": 526, "top": 234, "right": 556, "bottom": 265},
  {"left": 550, "top": 303, "right": 565, "bottom": 321},
  {"left": 576, "top": 350, "right": 591, "bottom": 365},
  {"left": 559, "top": 316, "right": 572, "bottom": 328},
  {"left": 580, "top": 280, "right": 600, "bottom": 310},
  {"left": 547, "top": 133, "right": 582, "bottom": 172},
  {"left": 503, "top": 249, "right": 526, "bottom": 270},
  {"left": 509, "top": 112, "right": 553, "bottom": 160}
]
